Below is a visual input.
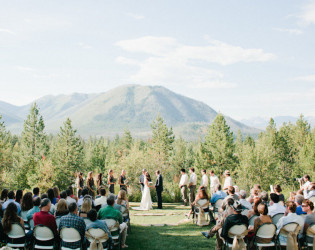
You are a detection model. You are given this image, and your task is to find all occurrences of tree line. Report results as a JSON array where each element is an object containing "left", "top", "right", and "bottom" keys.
[{"left": 0, "top": 103, "right": 314, "bottom": 201}]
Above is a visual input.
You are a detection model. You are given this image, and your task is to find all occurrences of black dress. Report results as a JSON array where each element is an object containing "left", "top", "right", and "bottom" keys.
[
  {"left": 109, "top": 176, "right": 115, "bottom": 194},
  {"left": 120, "top": 175, "right": 127, "bottom": 192},
  {"left": 87, "top": 178, "right": 95, "bottom": 196}
]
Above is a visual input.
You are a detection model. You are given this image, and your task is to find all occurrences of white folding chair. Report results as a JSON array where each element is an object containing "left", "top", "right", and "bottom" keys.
[
  {"left": 33, "top": 224, "right": 55, "bottom": 249},
  {"left": 194, "top": 199, "right": 209, "bottom": 224},
  {"left": 86, "top": 228, "right": 110, "bottom": 250},
  {"left": 60, "top": 227, "right": 82, "bottom": 250},
  {"left": 253, "top": 223, "right": 277, "bottom": 249},
  {"left": 104, "top": 219, "right": 121, "bottom": 249},
  {"left": 305, "top": 223, "right": 315, "bottom": 249},
  {"left": 222, "top": 224, "right": 248, "bottom": 250},
  {"left": 28, "top": 218, "right": 34, "bottom": 230},
  {"left": 20, "top": 210, "right": 30, "bottom": 230},
  {"left": 248, "top": 215, "right": 258, "bottom": 226},
  {"left": 278, "top": 222, "right": 300, "bottom": 248},
  {"left": 213, "top": 199, "right": 224, "bottom": 219},
  {"left": 6, "top": 223, "right": 27, "bottom": 248},
  {"left": 272, "top": 213, "right": 284, "bottom": 225}
]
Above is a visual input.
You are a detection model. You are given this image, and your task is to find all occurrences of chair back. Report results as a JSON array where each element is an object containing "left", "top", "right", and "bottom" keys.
[
  {"left": 197, "top": 199, "right": 209, "bottom": 209},
  {"left": 104, "top": 219, "right": 119, "bottom": 231},
  {"left": 120, "top": 205, "right": 127, "bottom": 214},
  {"left": 256, "top": 223, "right": 276, "bottom": 239},
  {"left": 279, "top": 222, "right": 299, "bottom": 237},
  {"left": 309, "top": 196, "right": 315, "bottom": 204},
  {"left": 33, "top": 225, "right": 54, "bottom": 241},
  {"left": 228, "top": 224, "right": 248, "bottom": 238},
  {"left": 28, "top": 218, "right": 34, "bottom": 229},
  {"left": 249, "top": 215, "right": 258, "bottom": 226},
  {"left": 86, "top": 228, "right": 109, "bottom": 243},
  {"left": 7, "top": 223, "right": 25, "bottom": 238},
  {"left": 272, "top": 213, "right": 284, "bottom": 225},
  {"left": 214, "top": 199, "right": 224, "bottom": 211},
  {"left": 60, "top": 227, "right": 81, "bottom": 243},
  {"left": 20, "top": 210, "right": 28, "bottom": 221}
]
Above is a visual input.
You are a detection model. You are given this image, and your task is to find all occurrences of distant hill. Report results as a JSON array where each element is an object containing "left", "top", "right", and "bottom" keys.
[
  {"left": 241, "top": 116, "right": 315, "bottom": 130},
  {"left": 0, "top": 85, "right": 260, "bottom": 140}
]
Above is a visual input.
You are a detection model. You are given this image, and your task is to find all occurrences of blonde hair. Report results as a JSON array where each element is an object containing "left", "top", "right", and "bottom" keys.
[
  {"left": 81, "top": 197, "right": 92, "bottom": 213},
  {"left": 56, "top": 199, "right": 68, "bottom": 214},
  {"left": 117, "top": 190, "right": 127, "bottom": 205}
]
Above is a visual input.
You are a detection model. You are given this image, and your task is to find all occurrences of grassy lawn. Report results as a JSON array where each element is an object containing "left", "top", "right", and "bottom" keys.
[{"left": 126, "top": 202, "right": 216, "bottom": 249}]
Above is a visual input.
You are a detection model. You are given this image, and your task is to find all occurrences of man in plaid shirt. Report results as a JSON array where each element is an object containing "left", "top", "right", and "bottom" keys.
[{"left": 59, "top": 202, "right": 86, "bottom": 249}]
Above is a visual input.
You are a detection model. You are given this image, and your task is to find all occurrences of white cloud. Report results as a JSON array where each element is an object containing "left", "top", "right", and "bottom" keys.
[
  {"left": 0, "top": 28, "right": 16, "bottom": 35},
  {"left": 115, "top": 36, "right": 275, "bottom": 88},
  {"left": 298, "top": 2, "right": 315, "bottom": 26},
  {"left": 260, "top": 88, "right": 315, "bottom": 103},
  {"left": 292, "top": 75, "right": 315, "bottom": 82},
  {"left": 78, "top": 42, "right": 92, "bottom": 49},
  {"left": 126, "top": 12, "right": 145, "bottom": 20},
  {"left": 273, "top": 27, "right": 303, "bottom": 35},
  {"left": 16, "top": 66, "right": 36, "bottom": 72}
]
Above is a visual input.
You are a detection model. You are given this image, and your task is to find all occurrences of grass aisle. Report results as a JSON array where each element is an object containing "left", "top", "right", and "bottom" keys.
[{"left": 126, "top": 202, "right": 216, "bottom": 249}]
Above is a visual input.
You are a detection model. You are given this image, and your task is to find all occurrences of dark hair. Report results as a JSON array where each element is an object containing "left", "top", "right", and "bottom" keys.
[
  {"left": 270, "top": 193, "right": 279, "bottom": 203},
  {"left": 97, "top": 173, "right": 103, "bottom": 180},
  {"left": 260, "top": 191, "right": 269, "bottom": 202},
  {"left": 8, "top": 191, "right": 15, "bottom": 200},
  {"left": 190, "top": 167, "right": 195, "bottom": 172},
  {"left": 145, "top": 172, "right": 151, "bottom": 181},
  {"left": 41, "top": 193, "right": 48, "bottom": 199},
  {"left": 227, "top": 198, "right": 234, "bottom": 207},
  {"left": 21, "top": 192, "right": 33, "bottom": 211},
  {"left": 258, "top": 203, "right": 268, "bottom": 215},
  {"left": 33, "top": 187, "right": 40, "bottom": 196},
  {"left": 53, "top": 187, "right": 59, "bottom": 197},
  {"left": 202, "top": 169, "right": 206, "bottom": 173},
  {"left": 107, "top": 194, "right": 115, "bottom": 206},
  {"left": 82, "top": 188, "right": 89, "bottom": 197},
  {"left": 33, "top": 197, "right": 41, "bottom": 207},
  {"left": 216, "top": 184, "right": 222, "bottom": 191},
  {"left": 47, "top": 189, "right": 55, "bottom": 202},
  {"left": 304, "top": 175, "right": 310, "bottom": 181},
  {"left": 66, "top": 189, "right": 71, "bottom": 197},
  {"left": 286, "top": 201, "right": 297, "bottom": 213},
  {"left": 87, "top": 209, "right": 97, "bottom": 221},
  {"left": 197, "top": 186, "right": 209, "bottom": 200},
  {"left": 156, "top": 170, "right": 160, "bottom": 174},
  {"left": 15, "top": 190, "right": 23, "bottom": 203},
  {"left": 2, "top": 203, "right": 19, "bottom": 233},
  {"left": 274, "top": 185, "right": 282, "bottom": 193},
  {"left": 68, "top": 186, "right": 74, "bottom": 195},
  {"left": 68, "top": 202, "right": 77, "bottom": 213},
  {"left": 303, "top": 200, "right": 314, "bottom": 211},
  {"left": 181, "top": 168, "right": 185, "bottom": 173},
  {"left": 228, "top": 186, "right": 235, "bottom": 194},
  {"left": 100, "top": 188, "right": 106, "bottom": 196},
  {"left": 210, "top": 170, "right": 214, "bottom": 174},
  {"left": 60, "top": 191, "right": 67, "bottom": 199},
  {"left": 1, "top": 189, "right": 8, "bottom": 201},
  {"left": 253, "top": 198, "right": 262, "bottom": 216}
]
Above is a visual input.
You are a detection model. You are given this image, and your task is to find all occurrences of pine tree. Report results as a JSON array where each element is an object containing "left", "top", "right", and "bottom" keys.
[
  {"left": 203, "top": 114, "right": 236, "bottom": 175},
  {"left": 12, "top": 103, "right": 47, "bottom": 189},
  {"left": 51, "top": 118, "right": 84, "bottom": 189}
]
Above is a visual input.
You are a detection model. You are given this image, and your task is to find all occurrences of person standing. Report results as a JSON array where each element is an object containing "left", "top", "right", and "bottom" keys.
[
  {"left": 155, "top": 170, "right": 163, "bottom": 209},
  {"left": 107, "top": 169, "right": 116, "bottom": 194},
  {"left": 188, "top": 168, "right": 197, "bottom": 206},
  {"left": 223, "top": 170, "right": 232, "bottom": 191},
  {"left": 96, "top": 173, "right": 103, "bottom": 190},
  {"left": 139, "top": 169, "right": 146, "bottom": 193},
  {"left": 200, "top": 169, "right": 208, "bottom": 188},
  {"left": 87, "top": 171, "right": 95, "bottom": 197},
  {"left": 179, "top": 169, "right": 189, "bottom": 206},
  {"left": 76, "top": 172, "right": 84, "bottom": 197},
  {"left": 209, "top": 170, "right": 220, "bottom": 195},
  {"left": 119, "top": 170, "right": 128, "bottom": 193}
]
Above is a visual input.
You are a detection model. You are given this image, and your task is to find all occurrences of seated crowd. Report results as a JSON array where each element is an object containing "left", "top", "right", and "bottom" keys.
[
  {"left": 195, "top": 173, "right": 315, "bottom": 250},
  {"left": 0, "top": 185, "right": 130, "bottom": 249}
]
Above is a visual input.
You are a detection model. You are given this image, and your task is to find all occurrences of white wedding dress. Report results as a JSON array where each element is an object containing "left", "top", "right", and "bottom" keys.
[{"left": 134, "top": 179, "right": 153, "bottom": 210}]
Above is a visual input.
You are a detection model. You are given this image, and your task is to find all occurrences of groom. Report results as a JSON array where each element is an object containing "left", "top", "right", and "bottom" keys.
[{"left": 155, "top": 170, "right": 163, "bottom": 209}]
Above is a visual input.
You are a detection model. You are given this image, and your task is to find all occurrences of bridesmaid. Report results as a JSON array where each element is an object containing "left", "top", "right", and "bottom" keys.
[
  {"left": 76, "top": 172, "right": 84, "bottom": 197},
  {"left": 107, "top": 169, "right": 116, "bottom": 194},
  {"left": 97, "top": 173, "right": 103, "bottom": 190},
  {"left": 86, "top": 171, "right": 95, "bottom": 197}
]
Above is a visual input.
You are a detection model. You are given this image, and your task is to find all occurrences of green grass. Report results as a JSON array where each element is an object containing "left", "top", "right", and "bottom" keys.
[{"left": 126, "top": 202, "right": 216, "bottom": 249}]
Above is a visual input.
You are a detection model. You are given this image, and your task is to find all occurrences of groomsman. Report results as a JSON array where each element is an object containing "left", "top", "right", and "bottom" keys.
[
  {"left": 188, "top": 167, "right": 197, "bottom": 206},
  {"left": 200, "top": 169, "right": 208, "bottom": 188},
  {"left": 155, "top": 170, "right": 163, "bottom": 209},
  {"left": 179, "top": 169, "right": 188, "bottom": 206},
  {"left": 210, "top": 170, "right": 220, "bottom": 195},
  {"left": 139, "top": 169, "right": 146, "bottom": 193}
]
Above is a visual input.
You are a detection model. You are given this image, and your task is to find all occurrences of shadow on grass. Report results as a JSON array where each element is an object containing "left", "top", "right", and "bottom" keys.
[{"left": 126, "top": 223, "right": 216, "bottom": 250}]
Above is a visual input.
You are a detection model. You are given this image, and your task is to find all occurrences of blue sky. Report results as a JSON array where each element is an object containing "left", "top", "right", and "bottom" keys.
[{"left": 0, "top": 0, "right": 314, "bottom": 120}]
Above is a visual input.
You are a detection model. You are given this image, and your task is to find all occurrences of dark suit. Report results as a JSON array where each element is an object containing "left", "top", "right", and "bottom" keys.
[{"left": 155, "top": 174, "right": 163, "bottom": 209}]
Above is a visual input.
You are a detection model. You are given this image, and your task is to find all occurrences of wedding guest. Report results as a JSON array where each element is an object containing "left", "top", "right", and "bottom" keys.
[
  {"left": 260, "top": 191, "right": 269, "bottom": 206},
  {"left": 2, "top": 203, "right": 25, "bottom": 234},
  {"left": 239, "top": 190, "right": 252, "bottom": 210},
  {"left": 119, "top": 170, "right": 127, "bottom": 192},
  {"left": 107, "top": 169, "right": 116, "bottom": 194},
  {"left": 186, "top": 186, "right": 209, "bottom": 219},
  {"left": 55, "top": 199, "right": 69, "bottom": 217},
  {"left": 87, "top": 171, "right": 95, "bottom": 197},
  {"left": 79, "top": 196, "right": 92, "bottom": 218},
  {"left": 295, "top": 194, "right": 306, "bottom": 215},
  {"left": 15, "top": 190, "right": 23, "bottom": 204},
  {"left": 188, "top": 168, "right": 197, "bottom": 206},
  {"left": 47, "top": 188, "right": 58, "bottom": 205},
  {"left": 268, "top": 193, "right": 285, "bottom": 217},
  {"left": 77, "top": 188, "right": 90, "bottom": 207},
  {"left": 33, "top": 198, "right": 57, "bottom": 235},
  {"left": 179, "top": 169, "right": 189, "bottom": 206},
  {"left": 66, "top": 189, "right": 76, "bottom": 205},
  {"left": 53, "top": 186, "right": 60, "bottom": 200},
  {"left": 95, "top": 188, "right": 107, "bottom": 207},
  {"left": 223, "top": 170, "right": 232, "bottom": 191},
  {"left": 27, "top": 197, "right": 41, "bottom": 220},
  {"left": 33, "top": 187, "right": 40, "bottom": 198},
  {"left": 139, "top": 169, "right": 146, "bottom": 193},
  {"left": 300, "top": 174, "right": 311, "bottom": 190},
  {"left": 117, "top": 190, "right": 129, "bottom": 210},
  {"left": 0, "top": 189, "right": 8, "bottom": 204},
  {"left": 303, "top": 183, "right": 315, "bottom": 199},
  {"left": 209, "top": 170, "right": 220, "bottom": 195},
  {"left": 210, "top": 184, "right": 227, "bottom": 205},
  {"left": 247, "top": 197, "right": 262, "bottom": 219},
  {"left": 200, "top": 169, "right": 208, "bottom": 188},
  {"left": 301, "top": 200, "right": 315, "bottom": 235},
  {"left": 76, "top": 172, "right": 84, "bottom": 197},
  {"left": 2, "top": 191, "right": 21, "bottom": 214},
  {"left": 274, "top": 184, "right": 285, "bottom": 202},
  {"left": 97, "top": 173, "right": 103, "bottom": 190},
  {"left": 21, "top": 192, "right": 33, "bottom": 215}
]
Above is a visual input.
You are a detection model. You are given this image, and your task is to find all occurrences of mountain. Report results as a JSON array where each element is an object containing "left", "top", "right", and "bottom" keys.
[
  {"left": 241, "top": 116, "right": 315, "bottom": 130},
  {"left": 0, "top": 85, "right": 259, "bottom": 139}
]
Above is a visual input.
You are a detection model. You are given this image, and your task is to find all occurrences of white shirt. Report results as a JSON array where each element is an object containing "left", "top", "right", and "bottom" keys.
[
  {"left": 223, "top": 176, "right": 232, "bottom": 190},
  {"left": 95, "top": 196, "right": 107, "bottom": 206},
  {"left": 66, "top": 196, "right": 76, "bottom": 205},
  {"left": 276, "top": 213, "right": 304, "bottom": 244},
  {"left": 303, "top": 189, "right": 315, "bottom": 199},
  {"left": 268, "top": 203, "right": 286, "bottom": 217},
  {"left": 201, "top": 174, "right": 209, "bottom": 187},
  {"left": 239, "top": 199, "right": 252, "bottom": 210},
  {"left": 189, "top": 173, "right": 197, "bottom": 186},
  {"left": 210, "top": 175, "right": 220, "bottom": 188},
  {"left": 180, "top": 174, "right": 188, "bottom": 186}
]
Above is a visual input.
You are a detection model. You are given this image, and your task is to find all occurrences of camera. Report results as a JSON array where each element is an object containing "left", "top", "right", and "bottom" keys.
[{"left": 294, "top": 177, "right": 302, "bottom": 182}]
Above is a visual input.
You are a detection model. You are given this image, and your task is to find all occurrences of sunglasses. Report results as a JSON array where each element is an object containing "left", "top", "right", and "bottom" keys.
[{"left": 302, "top": 205, "right": 309, "bottom": 207}]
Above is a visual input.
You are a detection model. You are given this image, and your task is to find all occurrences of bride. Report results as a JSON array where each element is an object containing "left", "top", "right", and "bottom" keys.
[{"left": 137, "top": 172, "right": 153, "bottom": 210}]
